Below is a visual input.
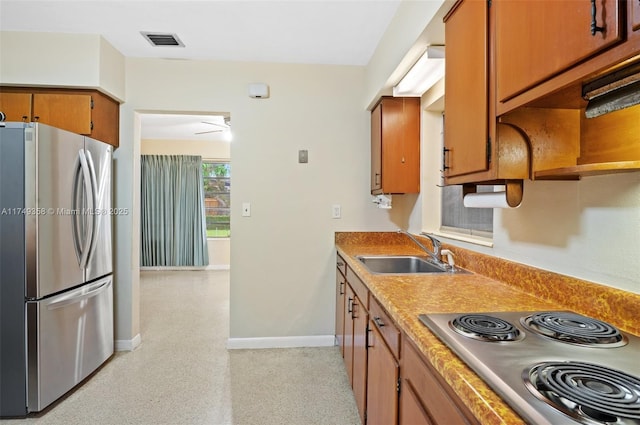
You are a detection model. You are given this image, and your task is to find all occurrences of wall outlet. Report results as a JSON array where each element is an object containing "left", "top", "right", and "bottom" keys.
[
  {"left": 332, "top": 204, "right": 341, "bottom": 219},
  {"left": 242, "top": 202, "right": 251, "bottom": 217}
]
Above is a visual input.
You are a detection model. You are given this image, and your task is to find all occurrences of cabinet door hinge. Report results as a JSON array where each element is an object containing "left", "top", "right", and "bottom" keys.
[
  {"left": 397, "top": 377, "right": 401, "bottom": 393},
  {"left": 486, "top": 136, "right": 492, "bottom": 164},
  {"left": 90, "top": 97, "right": 94, "bottom": 109}
]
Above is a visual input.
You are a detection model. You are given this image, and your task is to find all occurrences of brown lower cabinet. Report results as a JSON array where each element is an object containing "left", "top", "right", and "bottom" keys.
[
  {"left": 400, "top": 337, "right": 479, "bottom": 425},
  {"left": 366, "top": 297, "right": 399, "bottom": 425},
  {"left": 336, "top": 254, "right": 479, "bottom": 425},
  {"left": 338, "top": 260, "right": 369, "bottom": 424}
]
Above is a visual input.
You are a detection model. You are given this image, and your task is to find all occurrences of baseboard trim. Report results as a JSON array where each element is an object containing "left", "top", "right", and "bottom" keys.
[
  {"left": 226, "top": 335, "right": 336, "bottom": 350},
  {"left": 115, "top": 333, "right": 141, "bottom": 351}
]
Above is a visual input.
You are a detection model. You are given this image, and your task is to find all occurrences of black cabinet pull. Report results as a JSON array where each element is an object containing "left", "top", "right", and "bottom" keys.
[
  {"left": 590, "top": 0, "right": 605, "bottom": 35},
  {"left": 374, "top": 317, "right": 385, "bottom": 328},
  {"left": 441, "top": 147, "right": 451, "bottom": 173},
  {"left": 348, "top": 297, "right": 353, "bottom": 314},
  {"left": 339, "top": 281, "right": 344, "bottom": 296}
]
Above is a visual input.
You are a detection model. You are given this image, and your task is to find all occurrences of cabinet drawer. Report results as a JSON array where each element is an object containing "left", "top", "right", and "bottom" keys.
[
  {"left": 346, "top": 266, "right": 368, "bottom": 311},
  {"left": 369, "top": 296, "right": 400, "bottom": 359},
  {"left": 401, "top": 337, "right": 478, "bottom": 425},
  {"left": 336, "top": 253, "right": 347, "bottom": 276}
]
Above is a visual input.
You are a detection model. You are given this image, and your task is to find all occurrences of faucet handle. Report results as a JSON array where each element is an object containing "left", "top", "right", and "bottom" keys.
[{"left": 419, "top": 232, "right": 442, "bottom": 256}]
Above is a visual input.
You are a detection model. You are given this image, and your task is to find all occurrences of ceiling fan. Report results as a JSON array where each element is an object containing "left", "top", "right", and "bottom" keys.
[{"left": 195, "top": 119, "right": 231, "bottom": 135}]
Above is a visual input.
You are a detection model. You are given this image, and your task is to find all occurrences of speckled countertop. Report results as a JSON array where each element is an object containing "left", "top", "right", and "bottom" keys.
[{"left": 335, "top": 232, "right": 640, "bottom": 425}]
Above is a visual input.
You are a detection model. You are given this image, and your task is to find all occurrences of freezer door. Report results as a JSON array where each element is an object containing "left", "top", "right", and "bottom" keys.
[
  {"left": 27, "top": 124, "right": 85, "bottom": 298},
  {"left": 26, "top": 276, "right": 114, "bottom": 412},
  {"left": 83, "top": 137, "right": 113, "bottom": 282}
]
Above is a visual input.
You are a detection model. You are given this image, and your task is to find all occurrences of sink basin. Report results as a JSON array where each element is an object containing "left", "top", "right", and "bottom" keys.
[{"left": 357, "top": 255, "right": 450, "bottom": 274}]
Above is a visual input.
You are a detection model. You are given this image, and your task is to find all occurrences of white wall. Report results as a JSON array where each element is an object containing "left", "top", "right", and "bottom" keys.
[
  {"left": 0, "top": 31, "right": 125, "bottom": 101},
  {"left": 122, "top": 59, "right": 404, "bottom": 343},
  {"left": 419, "top": 98, "right": 640, "bottom": 295},
  {"left": 141, "top": 137, "right": 231, "bottom": 269}
]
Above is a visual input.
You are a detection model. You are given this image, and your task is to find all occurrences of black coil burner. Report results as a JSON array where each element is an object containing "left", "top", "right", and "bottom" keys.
[
  {"left": 521, "top": 311, "right": 627, "bottom": 347},
  {"left": 450, "top": 314, "right": 523, "bottom": 342},
  {"left": 524, "top": 361, "right": 640, "bottom": 425}
]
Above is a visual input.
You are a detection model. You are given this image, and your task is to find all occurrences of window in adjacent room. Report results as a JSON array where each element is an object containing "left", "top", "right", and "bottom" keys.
[{"left": 202, "top": 160, "right": 230, "bottom": 238}]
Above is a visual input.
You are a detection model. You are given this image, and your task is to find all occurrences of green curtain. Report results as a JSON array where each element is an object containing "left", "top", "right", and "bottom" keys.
[{"left": 141, "top": 155, "right": 209, "bottom": 266}]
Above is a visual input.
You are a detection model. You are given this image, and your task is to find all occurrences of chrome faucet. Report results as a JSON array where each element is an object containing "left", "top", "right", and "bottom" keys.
[
  {"left": 397, "top": 229, "right": 446, "bottom": 266},
  {"left": 419, "top": 232, "right": 442, "bottom": 258}
]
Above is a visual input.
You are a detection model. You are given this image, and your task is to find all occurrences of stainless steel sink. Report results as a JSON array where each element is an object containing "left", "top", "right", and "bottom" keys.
[{"left": 356, "top": 255, "right": 452, "bottom": 274}]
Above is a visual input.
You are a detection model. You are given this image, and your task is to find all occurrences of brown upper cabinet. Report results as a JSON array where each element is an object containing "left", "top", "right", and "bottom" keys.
[
  {"left": 0, "top": 87, "right": 120, "bottom": 148},
  {"left": 495, "top": 0, "right": 623, "bottom": 104},
  {"left": 371, "top": 97, "right": 420, "bottom": 195},
  {"left": 443, "top": 0, "right": 640, "bottom": 186},
  {"left": 443, "top": 0, "right": 490, "bottom": 180}
]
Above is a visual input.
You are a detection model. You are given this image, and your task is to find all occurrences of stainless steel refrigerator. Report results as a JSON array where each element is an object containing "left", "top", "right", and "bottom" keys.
[{"left": 0, "top": 122, "right": 114, "bottom": 417}]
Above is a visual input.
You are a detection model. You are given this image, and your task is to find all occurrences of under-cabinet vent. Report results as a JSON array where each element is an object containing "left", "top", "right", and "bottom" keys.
[{"left": 141, "top": 32, "right": 185, "bottom": 47}]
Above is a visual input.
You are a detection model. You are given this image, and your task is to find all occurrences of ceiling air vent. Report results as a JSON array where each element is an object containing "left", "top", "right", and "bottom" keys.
[{"left": 141, "top": 32, "right": 185, "bottom": 47}]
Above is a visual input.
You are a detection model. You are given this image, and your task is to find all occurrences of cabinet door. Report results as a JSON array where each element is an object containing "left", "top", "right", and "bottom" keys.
[
  {"left": 400, "top": 338, "right": 478, "bottom": 425},
  {"left": 344, "top": 285, "right": 355, "bottom": 386},
  {"left": 335, "top": 267, "right": 346, "bottom": 356},
  {"left": 32, "top": 93, "right": 93, "bottom": 135},
  {"left": 366, "top": 323, "right": 399, "bottom": 425},
  {"left": 0, "top": 92, "right": 32, "bottom": 122},
  {"left": 633, "top": 0, "right": 640, "bottom": 32},
  {"left": 399, "top": 379, "right": 434, "bottom": 425},
  {"left": 352, "top": 294, "right": 368, "bottom": 423},
  {"left": 443, "top": 0, "right": 489, "bottom": 178},
  {"left": 89, "top": 90, "right": 120, "bottom": 147},
  {"left": 496, "top": 0, "right": 623, "bottom": 102},
  {"left": 371, "top": 102, "right": 382, "bottom": 192},
  {"left": 371, "top": 97, "right": 420, "bottom": 194}
]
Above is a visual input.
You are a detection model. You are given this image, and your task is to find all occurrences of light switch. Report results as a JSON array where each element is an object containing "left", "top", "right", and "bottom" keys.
[
  {"left": 298, "top": 150, "right": 308, "bottom": 163},
  {"left": 242, "top": 202, "right": 251, "bottom": 217},
  {"left": 332, "top": 204, "right": 341, "bottom": 219}
]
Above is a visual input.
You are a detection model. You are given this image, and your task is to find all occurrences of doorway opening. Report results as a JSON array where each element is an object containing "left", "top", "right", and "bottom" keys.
[{"left": 139, "top": 112, "right": 231, "bottom": 270}]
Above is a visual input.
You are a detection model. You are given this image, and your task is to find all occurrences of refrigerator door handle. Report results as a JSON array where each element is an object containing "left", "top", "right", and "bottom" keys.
[
  {"left": 46, "top": 279, "right": 111, "bottom": 311},
  {"left": 76, "top": 150, "right": 95, "bottom": 269},
  {"left": 84, "top": 150, "right": 99, "bottom": 266}
]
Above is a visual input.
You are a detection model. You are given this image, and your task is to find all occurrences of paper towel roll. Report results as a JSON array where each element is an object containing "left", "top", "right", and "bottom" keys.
[{"left": 463, "top": 192, "right": 515, "bottom": 208}]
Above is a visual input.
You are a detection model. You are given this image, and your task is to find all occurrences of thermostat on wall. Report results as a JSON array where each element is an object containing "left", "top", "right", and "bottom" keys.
[{"left": 248, "top": 83, "right": 270, "bottom": 99}]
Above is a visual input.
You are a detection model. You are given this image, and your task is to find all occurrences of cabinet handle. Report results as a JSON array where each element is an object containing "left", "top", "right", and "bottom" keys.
[
  {"left": 441, "top": 147, "right": 451, "bottom": 173},
  {"left": 339, "top": 281, "right": 344, "bottom": 296},
  {"left": 337, "top": 261, "right": 344, "bottom": 267},
  {"left": 351, "top": 299, "right": 358, "bottom": 318},
  {"left": 590, "top": 0, "right": 605, "bottom": 35},
  {"left": 367, "top": 326, "right": 374, "bottom": 348},
  {"left": 374, "top": 316, "right": 385, "bottom": 328},
  {"left": 374, "top": 173, "right": 381, "bottom": 186},
  {"left": 348, "top": 297, "right": 353, "bottom": 314},
  {"left": 33, "top": 116, "right": 40, "bottom": 122}
]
